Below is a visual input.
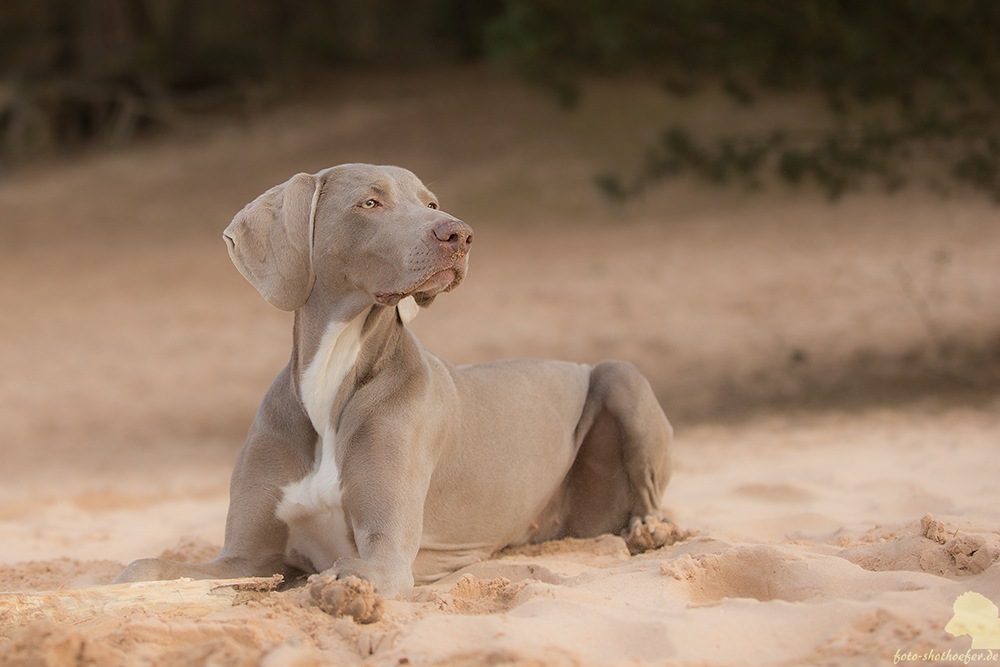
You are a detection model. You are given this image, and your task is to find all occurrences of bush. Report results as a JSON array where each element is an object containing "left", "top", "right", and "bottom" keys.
[{"left": 486, "top": 0, "right": 1000, "bottom": 199}]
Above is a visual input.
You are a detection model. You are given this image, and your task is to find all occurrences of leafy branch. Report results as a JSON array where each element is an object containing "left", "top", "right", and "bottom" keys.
[{"left": 596, "top": 108, "right": 1000, "bottom": 201}]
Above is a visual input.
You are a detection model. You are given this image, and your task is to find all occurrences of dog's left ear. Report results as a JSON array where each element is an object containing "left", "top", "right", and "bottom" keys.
[{"left": 224, "top": 173, "right": 320, "bottom": 311}]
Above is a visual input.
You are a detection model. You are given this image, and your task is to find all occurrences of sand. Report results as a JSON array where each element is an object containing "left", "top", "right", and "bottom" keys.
[{"left": 1, "top": 67, "right": 999, "bottom": 666}]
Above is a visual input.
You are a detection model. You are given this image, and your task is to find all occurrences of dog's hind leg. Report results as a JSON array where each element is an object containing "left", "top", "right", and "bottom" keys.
[{"left": 560, "top": 360, "right": 677, "bottom": 551}]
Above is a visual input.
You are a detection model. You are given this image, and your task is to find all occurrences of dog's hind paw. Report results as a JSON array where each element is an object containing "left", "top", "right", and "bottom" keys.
[
  {"left": 308, "top": 575, "right": 383, "bottom": 624},
  {"left": 625, "top": 516, "right": 693, "bottom": 555}
]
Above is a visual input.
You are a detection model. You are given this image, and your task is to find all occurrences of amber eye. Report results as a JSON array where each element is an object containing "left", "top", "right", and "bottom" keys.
[
  {"left": 428, "top": 202, "right": 438, "bottom": 210},
  {"left": 360, "top": 199, "right": 378, "bottom": 209}
]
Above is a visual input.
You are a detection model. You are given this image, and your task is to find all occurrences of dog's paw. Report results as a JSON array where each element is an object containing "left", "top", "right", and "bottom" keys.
[
  {"left": 308, "top": 574, "right": 383, "bottom": 624},
  {"left": 625, "top": 516, "right": 693, "bottom": 555}
]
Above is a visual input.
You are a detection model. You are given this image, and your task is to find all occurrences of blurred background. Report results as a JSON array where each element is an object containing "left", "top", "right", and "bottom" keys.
[
  {"left": 5, "top": 1, "right": 1000, "bottom": 196},
  {"left": 0, "top": 0, "right": 999, "bottom": 485}
]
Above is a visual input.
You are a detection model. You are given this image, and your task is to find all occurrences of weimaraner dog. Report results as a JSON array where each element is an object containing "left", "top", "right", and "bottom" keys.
[{"left": 114, "top": 163, "right": 675, "bottom": 611}]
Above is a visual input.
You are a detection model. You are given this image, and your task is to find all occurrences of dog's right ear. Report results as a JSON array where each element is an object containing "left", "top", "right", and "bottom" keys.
[{"left": 223, "top": 173, "right": 319, "bottom": 311}]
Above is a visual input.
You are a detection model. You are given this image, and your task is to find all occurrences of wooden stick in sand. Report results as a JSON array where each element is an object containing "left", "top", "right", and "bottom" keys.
[{"left": 0, "top": 575, "right": 282, "bottom": 627}]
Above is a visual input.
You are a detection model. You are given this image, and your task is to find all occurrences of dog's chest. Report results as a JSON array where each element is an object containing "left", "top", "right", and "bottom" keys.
[{"left": 275, "top": 307, "right": 371, "bottom": 571}]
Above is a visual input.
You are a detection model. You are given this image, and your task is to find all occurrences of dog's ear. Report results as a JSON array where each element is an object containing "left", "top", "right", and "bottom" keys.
[{"left": 224, "top": 173, "right": 319, "bottom": 311}]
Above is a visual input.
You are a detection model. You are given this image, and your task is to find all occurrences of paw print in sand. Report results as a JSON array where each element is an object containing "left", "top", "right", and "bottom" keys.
[{"left": 309, "top": 575, "right": 383, "bottom": 624}]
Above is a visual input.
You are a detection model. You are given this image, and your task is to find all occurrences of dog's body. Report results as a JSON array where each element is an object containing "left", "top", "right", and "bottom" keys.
[{"left": 114, "top": 164, "right": 674, "bottom": 600}]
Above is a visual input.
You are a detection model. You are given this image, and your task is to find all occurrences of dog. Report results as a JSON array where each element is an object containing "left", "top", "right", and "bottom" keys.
[{"left": 114, "top": 164, "right": 674, "bottom": 606}]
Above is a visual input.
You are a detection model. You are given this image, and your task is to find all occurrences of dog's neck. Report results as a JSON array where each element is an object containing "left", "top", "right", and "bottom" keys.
[{"left": 292, "top": 295, "right": 413, "bottom": 438}]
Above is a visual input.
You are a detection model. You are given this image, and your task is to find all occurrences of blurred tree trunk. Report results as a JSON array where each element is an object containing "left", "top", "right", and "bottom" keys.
[
  {"left": 168, "top": 0, "right": 197, "bottom": 78},
  {"left": 77, "top": 0, "right": 154, "bottom": 78}
]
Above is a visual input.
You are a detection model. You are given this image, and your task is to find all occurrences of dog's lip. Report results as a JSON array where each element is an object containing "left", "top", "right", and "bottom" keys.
[
  {"left": 374, "top": 268, "right": 459, "bottom": 305},
  {"left": 415, "top": 268, "right": 458, "bottom": 292}
]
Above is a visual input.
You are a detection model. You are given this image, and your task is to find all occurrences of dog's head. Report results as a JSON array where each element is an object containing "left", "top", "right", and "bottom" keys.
[{"left": 223, "top": 164, "right": 472, "bottom": 315}]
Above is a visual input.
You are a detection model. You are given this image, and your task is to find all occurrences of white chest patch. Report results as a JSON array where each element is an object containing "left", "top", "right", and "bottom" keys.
[
  {"left": 275, "top": 306, "right": 372, "bottom": 572},
  {"left": 299, "top": 307, "right": 372, "bottom": 440}
]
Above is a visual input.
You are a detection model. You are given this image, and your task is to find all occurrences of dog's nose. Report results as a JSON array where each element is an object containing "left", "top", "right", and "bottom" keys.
[{"left": 433, "top": 219, "right": 473, "bottom": 253}]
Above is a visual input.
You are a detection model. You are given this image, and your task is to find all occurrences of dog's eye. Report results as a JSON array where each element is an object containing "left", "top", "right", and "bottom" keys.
[
  {"left": 427, "top": 202, "right": 438, "bottom": 210},
  {"left": 360, "top": 199, "right": 379, "bottom": 209}
]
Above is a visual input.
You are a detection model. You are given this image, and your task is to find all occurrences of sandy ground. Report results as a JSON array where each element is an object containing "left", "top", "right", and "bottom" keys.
[{"left": 1, "top": 68, "right": 999, "bottom": 665}]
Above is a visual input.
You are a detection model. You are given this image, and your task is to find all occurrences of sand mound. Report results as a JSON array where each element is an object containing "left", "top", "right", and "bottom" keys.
[{"left": 840, "top": 514, "right": 1000, "bottom": 579}]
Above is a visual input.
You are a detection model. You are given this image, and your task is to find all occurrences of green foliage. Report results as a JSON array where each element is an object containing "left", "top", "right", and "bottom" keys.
[
  {"left": 485, "top": 0, "right": 1000, "bottom": 109},
  {"left": 487, "top": 0, "right": 1000, "bottom": 199},
  {"left": 598, "top": 114, "right": 1000, "bottom": 201},
  {"left": 0, "top": 0, "right": 504, "bottom": 161},
  {"left": 0, "top": 0, "right": 502, "bottom": 84}
]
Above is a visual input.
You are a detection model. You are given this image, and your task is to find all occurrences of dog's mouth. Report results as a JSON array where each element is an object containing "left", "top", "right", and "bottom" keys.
[
  {"left": 374, "top": 267, "right": 463, "bottom": 307},
  {"left": 414, "top": 268, "right": 459, "bottom": 295}
]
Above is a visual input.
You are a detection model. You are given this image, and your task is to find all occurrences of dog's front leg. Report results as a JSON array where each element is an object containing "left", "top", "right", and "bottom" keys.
[
  {"left": 206, "top": 366, "right": 321, "bottom": 581},
  {"left": 310, "top": 417, "right": 434, "bottom": 603}
]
